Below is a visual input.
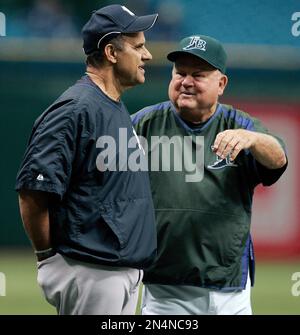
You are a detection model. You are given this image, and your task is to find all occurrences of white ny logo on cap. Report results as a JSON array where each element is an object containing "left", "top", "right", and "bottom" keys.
[
  {"left": 183, "top": 36, "right": 206, "bottom": 51},
  {"left": 121, "top": 6, "right": 135, "bottom": 16}
]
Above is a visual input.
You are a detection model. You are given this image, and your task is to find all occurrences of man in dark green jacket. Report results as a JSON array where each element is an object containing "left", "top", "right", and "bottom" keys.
[{"left": 132, "top": 34, "right": 287, "bottom": 315}]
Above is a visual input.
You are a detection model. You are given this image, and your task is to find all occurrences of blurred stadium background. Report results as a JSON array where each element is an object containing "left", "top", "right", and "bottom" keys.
[{"left": 0, "top": 0, "right": 300, "bottom": 314}]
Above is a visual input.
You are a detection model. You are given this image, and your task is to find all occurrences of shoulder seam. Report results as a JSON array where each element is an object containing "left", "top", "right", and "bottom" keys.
[{"left": 220, "top": 104, "right": 254, "bottom": 130}]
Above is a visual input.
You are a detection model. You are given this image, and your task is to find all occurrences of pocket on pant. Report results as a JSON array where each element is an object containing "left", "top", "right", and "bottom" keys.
[
  {"left": 137, "top": 270, "right": 144, "bottom": 286},
  {"left": 130, "top": 269, "right": 143, "bottom": 291},
  {"left": 37, "top": 253, "right": 64, "bottom": 308}
]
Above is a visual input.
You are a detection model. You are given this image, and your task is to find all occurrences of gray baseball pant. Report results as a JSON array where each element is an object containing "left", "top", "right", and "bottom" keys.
[
  {"left": 142, "top": 274, "right": 252, "bottom": 315},
  {"left": 37, "top": 253, "right": 142, "bottom": 315}
]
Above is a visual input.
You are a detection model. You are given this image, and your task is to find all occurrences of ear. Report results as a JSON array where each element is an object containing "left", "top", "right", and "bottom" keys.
[
  {"left": 103, "top": 44, "right": 118, "bottom": 64},
  {"left": 218, "top": 74, "right": 228, "bottom": 96},
  {"left": 172, "top": 64, "right": 176, "bottom": 76}
]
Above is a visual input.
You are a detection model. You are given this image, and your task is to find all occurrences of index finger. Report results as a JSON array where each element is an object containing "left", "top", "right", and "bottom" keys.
[{"left": 212, "top": 131, "right": 225, "bottom": 151}]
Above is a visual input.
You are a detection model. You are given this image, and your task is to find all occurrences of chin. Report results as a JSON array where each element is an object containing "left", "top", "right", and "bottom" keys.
[
  {"left": 178, "top": 102, "right": 195, "bottom": 110},
  {"left": 138, "top": 75, "right": 145, "bottom": 84},
  {"left": 126, "top": 78, "right": 144, "bottom": 88}
]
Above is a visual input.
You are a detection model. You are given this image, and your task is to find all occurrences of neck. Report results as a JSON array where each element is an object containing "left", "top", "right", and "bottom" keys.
[
  {"left": 177, "top": 103, "right": 218, "bottom": 123},
  {"left": 85, "top": 66, "right": 123, "bottom": 102}
]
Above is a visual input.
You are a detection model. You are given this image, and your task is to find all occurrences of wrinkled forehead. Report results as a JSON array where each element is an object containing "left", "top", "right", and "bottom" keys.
[{"left": 173, "top": 53, "right": 217, "bottom": 72}]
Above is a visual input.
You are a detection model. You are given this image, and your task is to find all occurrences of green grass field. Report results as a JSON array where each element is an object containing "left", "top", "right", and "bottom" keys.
[{"left": 0, "top": 249, "right": 300, "bottom": 315}]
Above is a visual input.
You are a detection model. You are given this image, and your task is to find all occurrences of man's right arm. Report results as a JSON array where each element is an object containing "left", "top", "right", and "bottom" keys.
[{"left": 18, "top": 190, "right": 51, "bottom": 251}]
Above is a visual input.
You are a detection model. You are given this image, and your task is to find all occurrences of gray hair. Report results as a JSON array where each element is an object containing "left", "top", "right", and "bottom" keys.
[{"left": 85, "top": 34, "right": 125, "bottom": 68}]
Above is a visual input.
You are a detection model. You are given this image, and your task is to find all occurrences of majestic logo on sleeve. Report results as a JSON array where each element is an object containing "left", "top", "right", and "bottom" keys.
[
  {"left": 207, "top": 152, "right": 238, "bottom": 170},
  {"left": 36, "top": 173, "right": 44, "bottom": 181},
  {"left": 183, "top": 36, "right": 206, "bottom": 51}
]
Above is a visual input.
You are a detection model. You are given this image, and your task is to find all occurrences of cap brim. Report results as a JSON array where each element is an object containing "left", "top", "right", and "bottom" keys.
[
  {"left": 167, "top": 50, "right": 200, "bottom": 62},
  {"left": 125, "top": 14, "right": 158, "bottom": 33},
  {"left": 167, "top": 50, "right": 220, "bottom": 71}
]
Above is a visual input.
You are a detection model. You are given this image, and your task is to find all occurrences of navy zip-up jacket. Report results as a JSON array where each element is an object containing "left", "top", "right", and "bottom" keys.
[{"left": 16, "top": 76, "right": 157, "bottom": 268}]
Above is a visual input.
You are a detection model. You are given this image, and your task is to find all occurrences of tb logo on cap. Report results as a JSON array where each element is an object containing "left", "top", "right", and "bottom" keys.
[
  {"left": 183, "top": 36, "right": 206, "bottom": 51},
  {"left": 121, "top": 6, "right": 135, "bottom": 16}
]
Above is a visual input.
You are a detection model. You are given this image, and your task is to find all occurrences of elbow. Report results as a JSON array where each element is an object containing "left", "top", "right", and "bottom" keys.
[{"left": 274, "top": 152, "right": 287, "bottom": 169}]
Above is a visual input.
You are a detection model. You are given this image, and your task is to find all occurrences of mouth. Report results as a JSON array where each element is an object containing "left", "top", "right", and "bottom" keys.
[
  {"left": 180, "top": 91, "right": 195, "bottom": 97},
  {"left": 138, "top": 65, "right": 145, "bottom": 73}
]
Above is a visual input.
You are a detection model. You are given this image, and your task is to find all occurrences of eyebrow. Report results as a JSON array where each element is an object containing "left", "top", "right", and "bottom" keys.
[{"left": 135, "top": 41, "right": 145, "bottom": 47}]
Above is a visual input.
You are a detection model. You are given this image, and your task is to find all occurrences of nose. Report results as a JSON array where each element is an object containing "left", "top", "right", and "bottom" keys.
[
  {"left": 142, "top": 46, "right": 153, "bottom": 61},
  {"left": 181, "top": 75, "right": 194, "bottom": 87}
]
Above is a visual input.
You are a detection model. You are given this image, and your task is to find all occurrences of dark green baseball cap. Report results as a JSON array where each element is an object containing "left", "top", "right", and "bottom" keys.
[{"left": 167, "top": 35, "right": 227, "bottom": 74}]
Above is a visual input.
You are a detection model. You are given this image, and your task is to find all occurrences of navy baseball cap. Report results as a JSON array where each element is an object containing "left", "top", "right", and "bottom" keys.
[
  {"left": 82, "top": 4, "right": 158, "bottom": 55},
  {"left": 167, "top": 35, "right": 227, "bottom": 74}
]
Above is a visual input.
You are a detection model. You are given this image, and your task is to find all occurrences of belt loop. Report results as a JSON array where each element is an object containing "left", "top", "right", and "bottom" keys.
[{"left": 136, "top": 269, "right": 142, "bottom": 286}]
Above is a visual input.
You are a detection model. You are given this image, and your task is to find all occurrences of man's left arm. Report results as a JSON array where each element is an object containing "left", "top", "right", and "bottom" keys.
[{"left": 213, "top": 129, "right": 287, "bottom": 169}]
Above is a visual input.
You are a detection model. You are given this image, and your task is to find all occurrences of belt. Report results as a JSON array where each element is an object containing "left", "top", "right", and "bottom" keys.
[{"left": 35, "top": 248, "right": 57, "bottom": 262}]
